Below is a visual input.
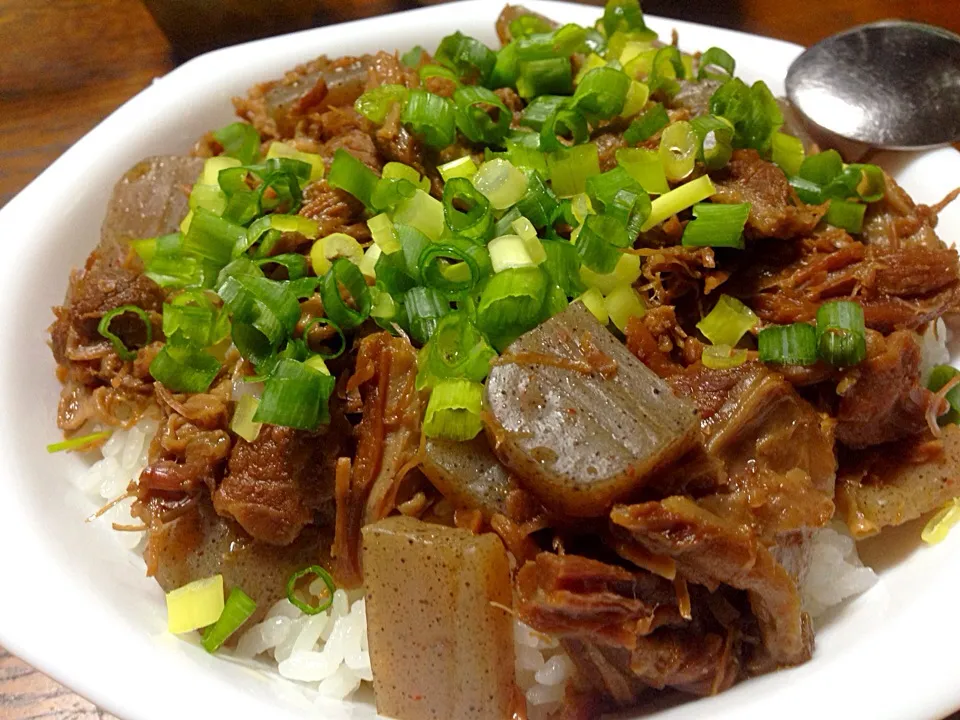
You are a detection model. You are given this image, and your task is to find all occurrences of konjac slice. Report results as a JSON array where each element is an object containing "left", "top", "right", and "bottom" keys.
[
  {"left": 483, "top": 302, "right": 699, "bottom": 517},
  {"left": 420, "top": 436, "right": 521, "bottom": 518},
  {"left": 361, "top": 516, "right": 515, "bottom": 720}
]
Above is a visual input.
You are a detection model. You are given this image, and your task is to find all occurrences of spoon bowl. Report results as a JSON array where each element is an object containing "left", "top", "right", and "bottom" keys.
[{"left": 786, "top": 21, "right": 960, "bottom": 149}]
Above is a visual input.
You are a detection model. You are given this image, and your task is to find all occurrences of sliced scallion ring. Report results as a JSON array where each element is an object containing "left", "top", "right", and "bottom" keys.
[
  {"left": 97, "top": 305, "right": 153, "bottom": 361},
  {"left": 286, "top": 565, "right": 336, "bottom": 615}
]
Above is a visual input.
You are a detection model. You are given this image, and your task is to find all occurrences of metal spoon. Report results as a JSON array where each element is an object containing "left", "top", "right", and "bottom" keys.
[{"left": 785, "top": 21, "right": 960, "bottom": 150}]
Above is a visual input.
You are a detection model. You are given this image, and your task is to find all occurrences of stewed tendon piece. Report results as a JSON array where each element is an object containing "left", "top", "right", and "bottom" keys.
[
  {"left": 361, "top": 516, "right": 515, "bottom": 720},
  {"left": 483, "top": 302, "right": 700, "bottom": 517}
]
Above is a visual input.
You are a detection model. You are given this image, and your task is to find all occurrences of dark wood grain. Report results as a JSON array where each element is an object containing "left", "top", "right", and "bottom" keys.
[{"left": 2, "top": 0, "right": 960, "bottom": 717}]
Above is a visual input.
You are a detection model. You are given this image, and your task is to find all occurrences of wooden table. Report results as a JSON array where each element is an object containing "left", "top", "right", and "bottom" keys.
[{"left": 2, "top": 0, "right": 959, "bottom": 717}]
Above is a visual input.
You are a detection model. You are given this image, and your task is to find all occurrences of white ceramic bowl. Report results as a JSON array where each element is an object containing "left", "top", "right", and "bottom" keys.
[{"left": 1, "top": 2, "right": 959, "bottom": 719}]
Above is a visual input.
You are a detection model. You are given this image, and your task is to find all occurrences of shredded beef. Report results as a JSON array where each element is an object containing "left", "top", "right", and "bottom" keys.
[
  {"left": 712, "top": 149, "right": 826, "bottom": 239},
  {"left": 213, "top": 423, "right": 340, "bottom": 546},
  {"left": 611, "top": 497, "right": 812, "bottom": 671},
  {"left": 333, "top": 332, "right": 424, "bottom": 587},
  {"left": 834, "top": 330, "right": 940, "bottom": 448}
]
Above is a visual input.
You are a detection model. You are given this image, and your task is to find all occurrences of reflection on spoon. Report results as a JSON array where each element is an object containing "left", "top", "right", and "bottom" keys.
[{"left": 786, "top": 21, "right": 960, "bottom": 150}]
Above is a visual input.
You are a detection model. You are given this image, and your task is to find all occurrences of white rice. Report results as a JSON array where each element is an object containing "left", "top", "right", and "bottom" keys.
[
  {"left": 514, "top": 621, "right": 572, "bottom": 720},
  {"left": 232, "top": 589, "right": 371, "bottom": 700},
  {"left": 73, "top": 417, "right": 158, "bottom": 550},
  {"left": 799, "top": 525, "right": 878, "bottom": 619}
]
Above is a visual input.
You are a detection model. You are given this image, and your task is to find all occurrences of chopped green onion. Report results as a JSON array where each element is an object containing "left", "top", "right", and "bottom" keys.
[
  {"left": 213, "top": 122, "right": 260, "bottom": 165},
  {"left": 150, "top": 345, "right": 221, "bottom": 392},
  {"left": 520, "top": 95, "right": 566, "bottom": 131},
  {"left": 230, "top": 394, "right": 262, "bottom": 443},
  {"left": 616, "top": 147, "right": 669, "bottom": 195},
  {"left": 416, "top": 312, "right": 496, "bottom": 389},
  {"left": 419, "top": 237, "right": 492, "bottom": 297},
  {"left": 928, "top": 365, "right": 960, "bottom": 415},
  {"left": 816, "top": 300, "right": 866, "bottom": 367},
  {"left": 580, "top": 252, "right": 640, "bottom": 295},
  {"left": 602, "top": 0, "right": 651, "bottom": 37},
  {"left": 757, "top": 323, "right": 817, "bottom": 365},
  {"left": 472, "top": 159, "right": 528, "bottom": 210},
  {"left": 682, "top": 202, "right": 750, "bottom": 249},
  {"left": 404, "top": 286, "right": 451, "bottom": 345},
  {"left": 97, "top": 305, "right": 152, "bottom": 361},
  {"left": 266, "top": 142, "right": 324, "bottom": 183},
  {"left": 302, "top": 317, "right": 347, "bottom": 360},
  {"left": 578, "top": 287, "right": 608, "bottom": 325},
  {"left": 659, "top": 121, "right": 698, "bottom": 181},
  {"left": 320, "top": 258, "right": 372, "bottom": 331},
  {"left": 371, "top": 176, "right": 418, "bottom": 213},
  {"left": 701, "top": 344, "right": 748, "bottom": 369},
  {"left": 328, "top": 148, "right": 379, "bottom": 209},
  {"left": 243, "top": 214, "right": 319, "bottom": 257},
  {"left": 509, "top": 13, "right": 554, "bottom": 39},
  {"left": 402, "top": 45, "right": 426, "bottom": 67},
  {"left": 542, "top": 238, "right": 585, "bottom": 296},
  {"left": 922, "top": 498, "right": 960, "bottom": 544},
  {"left": 309, "top": 233, "right": 364, "bottom": 276},
  {"left": 515, "top": 170, "right": 560, "bottom": 228},
  {"left": 489, "top": 40, "right": 520, "bottom": 89},
  {"left": 355, "top": 84, "right": 410, "bottom": 124},
  {"left": 515, "top": 23, "right": 586, "bottom": 61},
  {"left": 586, "top": 166, "right": 651, "bottom": 233},
  {"left": 690, "top": 115, "right": 734, "bottom": 170},
  {"left": 46, "top": 430, "right": 112, "bottom": 454},
  {"left": 423, "top": 378, "right": 484, "bottom": 441},
  {"left": 771, "top": 132, "right": 806, "bottom": 177},
  {"left": 516, "top": 57, "right": 573, "bottom": 99},
  {"left": 435, "top": 31, "right": 496, "bottom": 84},
  {"left": 254, "top": 359, "right": 335, "bottom": 429},
  {"left": 697, "top": 47, "right": 736, "bottom": 81},
  {"left": 850, "top": 163, "right": 886, "bottom": 203},
  {"left": 697, "top": 295, "right": 758, "bottom": 346},
  {"left": 189, "top": 182, "right": 227, "bottom": 216},
  {"left": 438, "top": 155, "right": 479, "bottom": 182},
  {"left": 505, "top": 132, "right": 549, "bottom": 175},
  {"left": 572, "top": 66, "right": 630, "bottom": 119},
  {"left": 402, "top": 89, "right": 456, "bottom": 148},
  {"left": 202, "top": 587, "right": 256, "bottom": 653},
  {"left": 366, "top": 215, "right": 398, "bottom": 256},
  {"left": 184, "top": 208, "right": 246, "bottom": 266},
  {"left": 825, "top": 199, "right": 867, "bottom": 233},
  {"left": 575, "top": 214, "right": 628, "bottom": 274},
  {"left": 200, "top": 155, "right": 242, "bottom": 186},
  {"left": 392, "top": 189, "right": 445, "bottom": 241},
  {"left": 453, "top": 85, "right": 511, "bottom": 145},
  {"left": 489, "top": 234, "right": 538, "bottom": 273},
  {"left": 163, "top": 291, "right": 228, "bottom": 348},
  {"left": 442, "top": 177, "right": 494, "bottom": 242},
  {"left": 539, "top": 103, "right": 589, "bottom": 152},
  {"left": 166, "top": 575, "right": 224, "bottom": 635},
  {"left": 476, "top": 266, "right": 548, "bottom": 347},
  {"left": 382, "top": 162, "right": 430, "bottom": 190},
  {"left": 624, "top": 102, "right": 669, "bottom": 144},
  {"left": 799, "top": 149, "right": 843, "bottom": 186},
  {"left": 647, "top": 46, "right": 685, "bottom": 95},
  {"left": 709, "top": 78, "right": 783, "bottom": 154},
  {"left": 219, "top": 274, "right": 301, "bottom": 349},
  {"left": 547, "top": 143, "right": 600, "bottom": 197},
  {"left": 604, "top": 284, "right": 645, "bottom": 331},
  {"left": 641, "top": 174, "right": 717, "bottom": 231},
  {"left": 286, "top": 566, "right": 336, "bottom": 615},
  {"left": 620, "top": 80, "right": 650, "bottom": 118}
]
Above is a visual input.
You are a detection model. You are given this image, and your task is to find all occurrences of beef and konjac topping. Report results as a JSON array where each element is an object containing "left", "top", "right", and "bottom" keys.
[{"left": 48, "top": 2, "right": 960, "bottom": 718}]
